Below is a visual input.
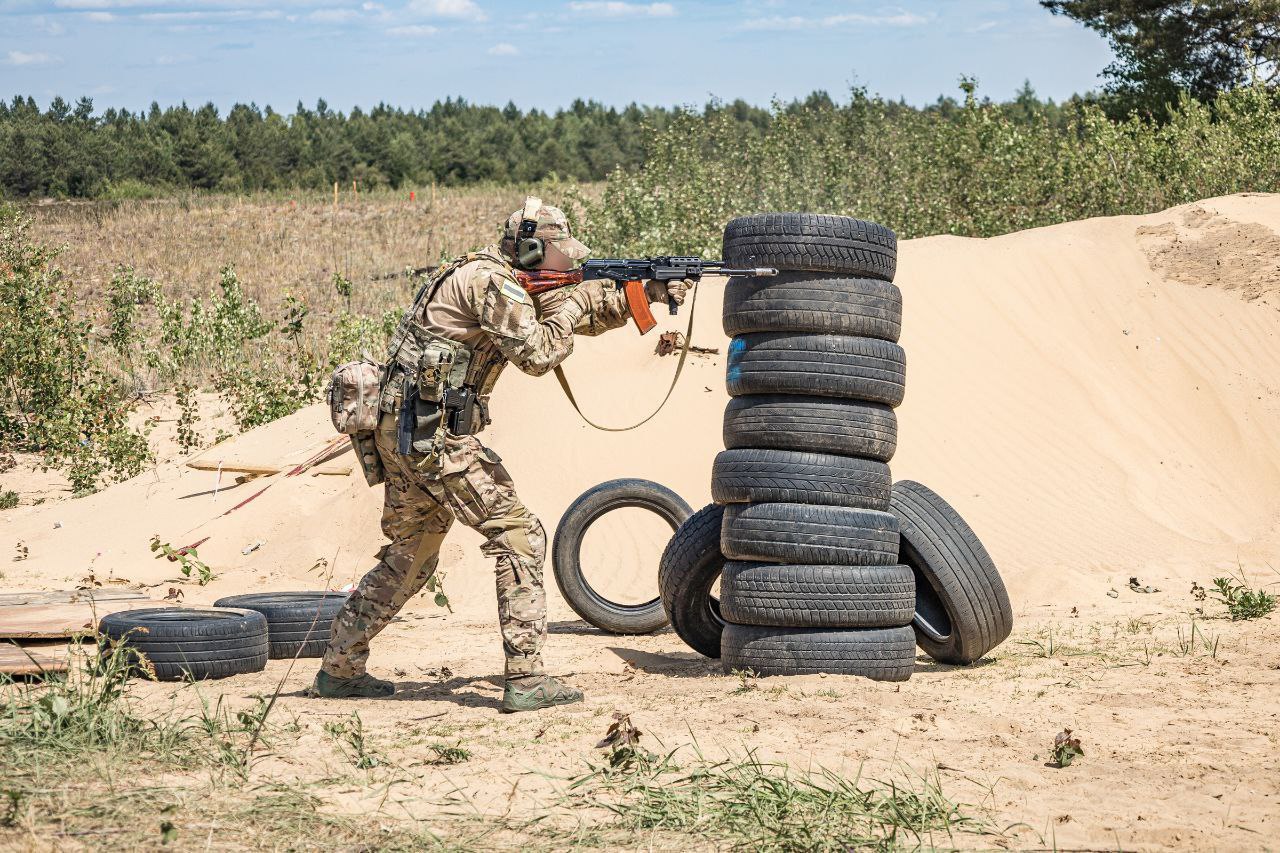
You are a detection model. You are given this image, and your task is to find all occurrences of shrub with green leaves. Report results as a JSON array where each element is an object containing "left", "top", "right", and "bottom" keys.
[
  {"left": 576, "top": 81, "right": 1280, "bottom": 255},
  {"left": 0, "top": 205, "right": 152, "bottom": 493}
]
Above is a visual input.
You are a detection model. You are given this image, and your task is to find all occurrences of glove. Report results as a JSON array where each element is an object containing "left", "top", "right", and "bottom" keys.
[{"left": 644, "top": 278, "right": 694, "bottom": 307}]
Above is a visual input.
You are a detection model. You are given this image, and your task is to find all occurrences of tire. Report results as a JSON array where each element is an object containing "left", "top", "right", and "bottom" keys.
[
  {"left": 721, "top": 624, "right": 915, "bottom": 680},
  {"left": 711, "top": 449, "right": 891, "bottom": 510},
  {"left": 722, "top": 213, "right": 897, "bottom": 281},
  {"left": 98, "top": 607, "right": 268, "bottom": 681},
  {"left": 213, "top": 592, "right": 347, "bottom": 659},
  {"left": 891, "top": 481, "right": 1013, "bottom": 664},
  {"left": 552, "top": 478, "right": 691, "bottom": 634},
  {"left": 721, "top": 503, "right": 899, "bottom": 566},
  {"left": 658, "top": 504, "right": 726, "bottom": 659},
  {"left": 722, "top": 273, "right": 902, "bottom": 341},
  {"left": 723, "top": 395, "right": 898, "bottom": 462},
  {"left": 720, "top": 563, "right": 914, "bottom": 628},
  {"left": 726, "top": 333, "right": 906, "bottom": 406}
]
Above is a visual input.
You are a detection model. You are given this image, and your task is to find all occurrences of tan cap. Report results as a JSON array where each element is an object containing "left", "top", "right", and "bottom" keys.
[{"left": 503, "top": 197, "right": 591, "bottom": 261}]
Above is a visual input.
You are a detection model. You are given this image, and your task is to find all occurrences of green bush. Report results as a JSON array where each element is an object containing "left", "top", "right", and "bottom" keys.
[
  {"left": 577, "top": 81, "right": 1280, "bottom": 255},
  {"left": 0, "top": 205, "right": 151, "bottom": 493}
]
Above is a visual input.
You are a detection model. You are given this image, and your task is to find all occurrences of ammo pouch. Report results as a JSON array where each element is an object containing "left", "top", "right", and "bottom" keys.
[{"left": 384, "top": 327, "right": 492, "bottom": 461}]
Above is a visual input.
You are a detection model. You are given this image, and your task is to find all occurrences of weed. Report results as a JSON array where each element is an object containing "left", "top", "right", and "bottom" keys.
[
  {"left": 149, "top": 535, "right": 215, "bottom": 585},
  {"left": 1050, "top": 729, "right": 1084, "bottom": 768},
  {"left": 0, "top": 490, "right": 16, "bottom": 510},
  {"left": 427, "top": 742, "right": 471, "bottom": 765},
  {"left": 565, "top": 745, "right": 992, "bottom": 850},
  {"left": 729, "top": 668, "right": 759, "bottom": 695},
  {"left": 1210, "top": 570, "right": 1277, "bottom": 621},
  {"left": 324, "top": 712, "right": 382, "bottom": 770}
]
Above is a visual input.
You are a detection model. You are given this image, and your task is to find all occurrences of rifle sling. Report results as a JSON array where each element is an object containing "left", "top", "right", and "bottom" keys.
[{"left": 553, "top": 283, "right": 699, "bottom": 432}]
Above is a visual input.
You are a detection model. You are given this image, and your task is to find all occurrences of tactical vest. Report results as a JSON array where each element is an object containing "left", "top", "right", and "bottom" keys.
[{"left": 380, "top": 251, "right": 514, "bottom": 457}]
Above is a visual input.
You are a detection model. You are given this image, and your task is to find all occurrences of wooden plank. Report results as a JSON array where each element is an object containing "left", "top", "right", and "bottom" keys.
[
  {"left": 0, "top": 589, "right": 149, "bottom": 608},
  {"left": 186, "top": 460, "right": 282, "bottom": 476},
  {"left": 0, "top": 645, "right": 70, "bottom": 677},
  {"left": 0, "top": 600, "right": 163, "bottom": 639}
]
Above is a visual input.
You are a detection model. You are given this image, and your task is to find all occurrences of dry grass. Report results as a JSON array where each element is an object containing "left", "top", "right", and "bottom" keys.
[{"left": 23, "top": 186, "right": 576, "bottom": 324}]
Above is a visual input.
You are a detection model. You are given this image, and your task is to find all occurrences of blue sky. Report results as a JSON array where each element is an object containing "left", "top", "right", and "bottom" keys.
[{"left": 1, "top": 0, "right": 1115, "bottom": 113}]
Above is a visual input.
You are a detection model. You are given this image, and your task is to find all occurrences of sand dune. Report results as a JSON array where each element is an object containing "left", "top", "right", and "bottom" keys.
[{"left": 4, "top": 193, "right": 1279, "bottom": 615}]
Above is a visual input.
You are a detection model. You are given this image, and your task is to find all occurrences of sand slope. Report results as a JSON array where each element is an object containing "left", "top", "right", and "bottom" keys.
[{"left": 6, "top": 193, "right": 1279, "bottom": 614}]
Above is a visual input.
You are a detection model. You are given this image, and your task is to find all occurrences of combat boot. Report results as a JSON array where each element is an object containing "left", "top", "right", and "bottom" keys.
[
  {"left": 311, "top": 669, "right": 395, "bottom": 698},
  {"left": 501, "top": 674, "right": 583, "bottom": 713}
]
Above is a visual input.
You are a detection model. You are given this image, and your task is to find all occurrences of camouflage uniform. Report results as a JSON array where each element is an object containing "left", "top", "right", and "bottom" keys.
[{"left": 322, "top": 202, "right": 634, "bottom": 681}]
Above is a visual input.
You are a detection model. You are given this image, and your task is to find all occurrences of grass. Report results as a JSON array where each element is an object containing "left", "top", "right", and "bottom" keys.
[
  {"left": 1210, "top": 569, "right": 1277, "bottom": 621},
  {"left": 561, "top": 745, "right": 995, "bottom": 852}
]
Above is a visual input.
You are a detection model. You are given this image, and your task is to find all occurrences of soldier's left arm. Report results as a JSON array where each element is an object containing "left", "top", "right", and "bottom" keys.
[
  {"left": 478, "top": 268, "right": 599, "bottom": 376},
  {"left": 535, "top": 283, "right": 632, "bottom": 338}
]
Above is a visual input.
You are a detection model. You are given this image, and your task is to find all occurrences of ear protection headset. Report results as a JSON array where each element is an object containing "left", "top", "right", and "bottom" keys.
[{"left": 515, "top": 196, "right": 545, "bottom": 269}]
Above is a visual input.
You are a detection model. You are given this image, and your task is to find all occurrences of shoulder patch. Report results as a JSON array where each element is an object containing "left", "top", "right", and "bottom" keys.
[{"left": 498, "top": 276, "right": 529, "bottom": 304}]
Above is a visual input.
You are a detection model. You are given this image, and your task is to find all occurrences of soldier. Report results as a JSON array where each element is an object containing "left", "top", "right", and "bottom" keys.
[{"left": 313, "top": 198, "right": 692, "bottom": 712}]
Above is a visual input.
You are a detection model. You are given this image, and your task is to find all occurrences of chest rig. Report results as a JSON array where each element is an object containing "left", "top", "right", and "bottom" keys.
[{"left": 381, "top": 251, "right": 513, "bottom": 459}]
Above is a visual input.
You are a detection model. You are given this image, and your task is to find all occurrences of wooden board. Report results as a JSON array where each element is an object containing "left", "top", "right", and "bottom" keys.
[
  {"left": 0, "top": 600, "right": 164, "bottom": 639},
  {"left": 0, "top": 645, "right": 69, "bottom": 677},
  {"left": 0, "top": 589, "right": 149, "bottom": 608}
]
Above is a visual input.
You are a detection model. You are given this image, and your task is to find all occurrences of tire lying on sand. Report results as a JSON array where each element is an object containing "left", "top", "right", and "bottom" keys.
[
  {"left": 552, "top": 478, "right": 692, "bottom": 635},
  {"left": 726, "top": 333, "right": 907, "bottom": 406},
  {"left": 98, "top": 607, "right": 268, "bottom": 681},
  {"left": 721, "top": 624, "right": 915, "bottom": 680},
  {"left": 722, "top": 213, "right": 898, "bottom": 281},
  {"left": 891, "top": 480, "right": 1013, "bottom": 665},
  {"left": 723, "top": 395, "right": 898, "bottom": 463},
  {"left": 720, "top": 563, "right": 915, "bottom": 629},
  {"left": 722, "top": 273, "right": 903, "bottom": 341},
  {"left": 213, "top": 592, "right": 348, "bottom": 659},
  {"left": 658, "top": 504, "right": 726, "bottom": 659},
  {"left": 721, "top": 502, "right": 899, "bottom": 566},
  {"left": 711, "top": 448, "right": 892, "bottom": 510}
]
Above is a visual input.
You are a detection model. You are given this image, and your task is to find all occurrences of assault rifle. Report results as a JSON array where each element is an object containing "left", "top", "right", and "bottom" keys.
[{"left": 517, "top": 258, "right": 777, "bottom": 335}]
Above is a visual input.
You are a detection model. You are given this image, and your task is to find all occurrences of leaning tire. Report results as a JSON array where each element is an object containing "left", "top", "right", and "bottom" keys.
[
  {"left": 723, "top": 395, "right": 898, "bottom": 462},
  {"left": 726, "top": 333, "right": 906, "bottom": 406},
  {"left": 892, "top": 481, "right": 1013, "bottom": 664},
  {"left": 552, "top": 478, "right": 691, "bottom": 635},
  {"left": 721, "top": 624, "right": 915, "bottom": 680},
  {"left": 213, "top": 592, "right": 347, "bottom": 659},
  {"left": 723, "top": 273, "right": 902, "bottom": 341},
  {"left": 722, "top": 213, "right": 897, "bottom": 281},
  {"left": 98, "top": 607, "right": 268, "bottom": 681},
  {"left": 721, "top": 503, "right": 899, "bottom": 566},
  {"left": 720, "top": 563, "right": 914, "bottom": 628},
  {"left": 711, "top": 449, "right": 891, "bottom": 510},
  {"left": 658, "top": 504, "right": 726, "bottom": 659}
]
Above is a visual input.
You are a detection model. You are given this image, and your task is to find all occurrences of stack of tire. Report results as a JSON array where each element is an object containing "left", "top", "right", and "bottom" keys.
[
  {"left": 96, "top": 592, "right": 347, "bottom": 681},
  {"left": 710, "top": 213, "right": 915, "bottom": 680}
]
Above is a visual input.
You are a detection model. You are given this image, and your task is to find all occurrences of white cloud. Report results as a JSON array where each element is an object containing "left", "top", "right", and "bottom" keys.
[
  {"left": 742, "top": 10, "right": 926, "bottom": 30},
  {"left": 487, "top": 42, "right": 518, "bottom": 55},
  {"left": 309, "top": 8, "right": 358, "bottom": 21},
  {"left": 361, "top": 1, "right": 383, "bottom": 9},
  {"left": 407, "top": 0, "right": 486, "bottom": 20},
  {"left": 32, "top": 16, "right": 67, "bottom": 35},
  {"left": 138, "top": 9, "right": 284, "bottom": 21},
  {"left": 84, "top": 11, "right": 116, "bottom": 21},
  {"left": 567, "top": 1, "right": 675, "bottom": 16},
  {"left": 386, "top": 23, "right": 438, "bottom": 36},
  {"left": 5, "top": 51, "right": 60, "bottom": 66}
]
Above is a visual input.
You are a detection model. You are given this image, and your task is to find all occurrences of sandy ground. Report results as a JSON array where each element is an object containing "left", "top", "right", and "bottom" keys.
[{"left": 4, "top": 194, "right": 1280, "bottom": 850}]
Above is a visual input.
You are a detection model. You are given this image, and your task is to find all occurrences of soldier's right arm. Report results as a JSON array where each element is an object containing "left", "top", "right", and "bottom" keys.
[{"left": 478, "top": 268, "right": 625, "bottom": 376}]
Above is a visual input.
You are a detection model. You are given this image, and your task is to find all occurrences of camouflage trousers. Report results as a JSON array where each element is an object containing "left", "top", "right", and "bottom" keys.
[{"left": 321, "top": 411, "right": 547, "bottom": 680}]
